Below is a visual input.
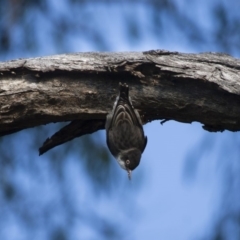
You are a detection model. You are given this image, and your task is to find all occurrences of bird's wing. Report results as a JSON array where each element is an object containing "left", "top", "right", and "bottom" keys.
[
  {"left": 110, "top": 83, "right": 142, "bottom": 129},
  {"left": 142, "top": 136, "right": 148, "bottom": 153}
]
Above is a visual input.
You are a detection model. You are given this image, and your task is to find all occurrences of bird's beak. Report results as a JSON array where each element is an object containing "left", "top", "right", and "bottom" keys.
[{"left": 127, "top": 169, "right": 131, "bottom": 180}]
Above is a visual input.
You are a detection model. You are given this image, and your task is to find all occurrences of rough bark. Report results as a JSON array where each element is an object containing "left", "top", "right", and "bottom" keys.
[{"left": 0, "top": 50, "right": 240, "bottom": 154}]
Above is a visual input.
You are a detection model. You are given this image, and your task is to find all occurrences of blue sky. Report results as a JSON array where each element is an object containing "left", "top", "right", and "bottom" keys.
[{"left": 136, "top": 122, "right": 221, "bottom": 239}]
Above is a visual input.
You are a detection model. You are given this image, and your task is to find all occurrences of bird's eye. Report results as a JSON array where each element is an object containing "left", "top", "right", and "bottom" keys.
[{"left": 126, "top": 160, "right": 130, "bottom": 165}]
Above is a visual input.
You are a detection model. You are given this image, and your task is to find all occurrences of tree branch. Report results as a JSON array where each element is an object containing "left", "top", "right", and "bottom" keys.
[
  {"left": 38, "top": 119, "right": 105, "bottom": 155},
  {"left": 0, "top": 50, "right": 240, "bottom": 153}
]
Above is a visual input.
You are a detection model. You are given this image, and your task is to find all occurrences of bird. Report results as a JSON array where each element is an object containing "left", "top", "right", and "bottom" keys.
[{"left": 105, "top": 82, "right": 147, "bottom": 180}]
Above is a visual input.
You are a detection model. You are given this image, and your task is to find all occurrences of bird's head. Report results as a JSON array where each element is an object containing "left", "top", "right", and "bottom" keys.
[{"left": 117, "top": 148, "right": 142, "bottom": 179}]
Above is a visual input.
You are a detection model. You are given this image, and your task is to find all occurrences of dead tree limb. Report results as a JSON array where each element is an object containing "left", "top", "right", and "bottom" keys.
[{"left": 0, "top": 50, "right": 240, "bottom": 154}]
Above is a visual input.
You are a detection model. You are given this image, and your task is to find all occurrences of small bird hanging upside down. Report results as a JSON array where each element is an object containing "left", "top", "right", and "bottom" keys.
[{"left": 105, "top": 83, "right": 147, "bottom": 180}]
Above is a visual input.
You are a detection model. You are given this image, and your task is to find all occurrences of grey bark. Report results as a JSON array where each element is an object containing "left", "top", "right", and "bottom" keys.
[{"left": 0, "top": 50, "right": 240, "bottom": 154}]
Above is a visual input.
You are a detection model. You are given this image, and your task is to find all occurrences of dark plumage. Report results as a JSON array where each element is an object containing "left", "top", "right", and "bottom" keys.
[{"left": 105, "top": 83, "right": 147, "bottom": 179}]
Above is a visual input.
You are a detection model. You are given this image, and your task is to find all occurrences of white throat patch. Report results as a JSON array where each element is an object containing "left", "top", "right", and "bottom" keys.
[{"left": 116, "top": 155, "right": 127, "bottom": 170}]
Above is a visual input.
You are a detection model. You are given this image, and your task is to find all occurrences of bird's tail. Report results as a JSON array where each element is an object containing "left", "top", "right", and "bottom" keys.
[{"left": 118, "top": 82, "right": 129, "bottom": 102}]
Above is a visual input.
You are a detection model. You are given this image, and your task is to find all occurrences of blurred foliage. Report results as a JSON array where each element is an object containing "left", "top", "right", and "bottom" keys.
[
  {"left": 0, "top": 0, "right": 240, "bottom": 239},
  {"left": 0, "top": 124, "right": 134, "bottom": 239},
  {"left": 183, "top": 132, "right": 240, "bottom": 240},
  {"left": 1, "top": 0, "right": 240, "bottom": 60}
]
